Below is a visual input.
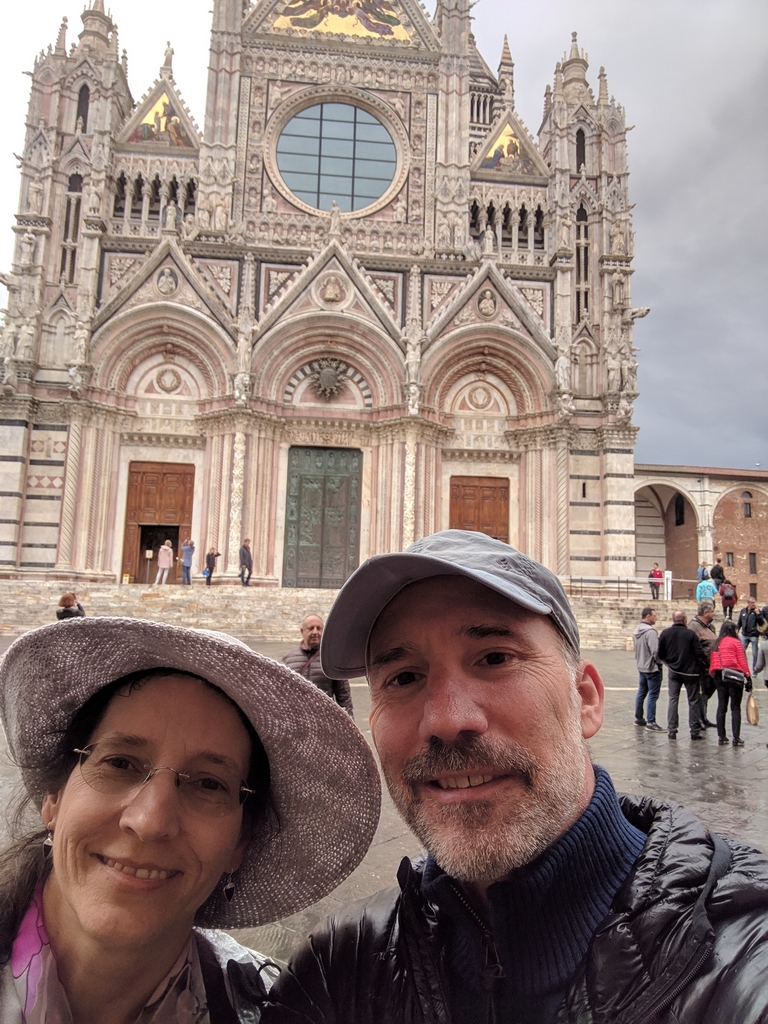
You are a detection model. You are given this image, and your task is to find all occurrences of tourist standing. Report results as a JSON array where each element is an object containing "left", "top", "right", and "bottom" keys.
[
  {"left": 695, "top": 576, "right": 718, "bottom": 603},
  {"left": 56, "top": 593, "right": 85, "bottom": 620},
  {"left": 710, "top": 620, "right": 752, "bottom": 746},
  {"left": 154, "top": 538, "right": 174, "bottom": 584},
  {"left": 648, "top": 562, "right": 663, "bottom": 600},
  {"left": 180, "top": 537, "right": 195, "bottom": 585},
  {"left": 658, "top": 610, "right": 708, "bottom": 740},
  {"left": 239, "top": 538, "right": 253, "bottom": 586},
  {"left": 632, "top": 607, "right": 665, "bottom": 731},
  {"left": 710, "top": 557, "right": 725, "bottom": 592},
  {"left": 737, "top": 598, "right": 761, "bottom": 671},
  {"left": 205, "top": 546, "right": 220, "bottom": 586},
  {"left": 688, "top": 601, "right": 718, "bottom": 727}
]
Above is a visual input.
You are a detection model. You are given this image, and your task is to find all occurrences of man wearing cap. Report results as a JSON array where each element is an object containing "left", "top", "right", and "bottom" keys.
[{"left": 266, "top": 530, "right": 768, "bottom": 1024}]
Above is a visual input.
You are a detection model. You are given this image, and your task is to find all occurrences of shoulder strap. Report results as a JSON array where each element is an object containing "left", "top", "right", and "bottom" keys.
[
  {"left": 194, "top": 934, "right": 240, "bottom": 1024},
  {"left": 299, "top": 650, "right": 320, "bottom": 677}
]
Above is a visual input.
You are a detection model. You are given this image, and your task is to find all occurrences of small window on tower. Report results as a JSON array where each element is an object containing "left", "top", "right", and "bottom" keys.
[
  {"left": 581, "top": 482, "right": 587, "bottom": 499},
  {"left": 576, "top": 128, "right": 586, "bottom": 171},
  {"left": 749, "top": 552, "right": 757, "bottom": 575},
  {"left": 725, "top": 552, "right": 734, "bottom": 567}
]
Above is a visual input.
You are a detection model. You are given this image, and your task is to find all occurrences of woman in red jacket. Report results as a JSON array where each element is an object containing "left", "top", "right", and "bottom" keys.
[{"left": 710, "top": 620, "right": 752, "bottom": 746}]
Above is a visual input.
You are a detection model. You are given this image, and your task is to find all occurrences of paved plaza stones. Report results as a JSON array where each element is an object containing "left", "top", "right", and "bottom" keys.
[{"left": 0, "top": 635, "right": 764, "bottom": 964}]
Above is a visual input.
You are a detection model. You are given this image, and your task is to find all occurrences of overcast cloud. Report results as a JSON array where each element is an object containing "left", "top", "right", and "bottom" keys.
[{"left": 0, "top": 0, "right": 765, "bottom": 469}]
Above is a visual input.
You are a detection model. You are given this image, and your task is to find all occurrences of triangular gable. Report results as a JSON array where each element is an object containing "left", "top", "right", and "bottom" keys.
[
  {"left": 193, "top": 259, "right": 240, "bottom": 316},
  {"left": 92, "top": 239, "right": 233, "bottom": 336},
  {"left": 427, "top": 261, "right": 554, "bottom": 360},
  {"left": 245, "top": 0, "right": 441, "bottom": 52},
  {"left": 471, "top": 111, "right": 549, "bottom": 182},
  {"left": 255, "top": 239, "right": 402, "bottom": 344},
  {"left": 45, "top": 290, "right": 75, "bottom": 319},
  {"left": 116, "top": 78, "right": 200, "bottom": 152},
  {"left": 60, "top": 135, "right": 92, "bottom": 166},
  {"left": 64, "top": 57, "right": 102, "bottom": 90},
  {"left": 569, "top": 105, "right": 599, "bottom": 132}
]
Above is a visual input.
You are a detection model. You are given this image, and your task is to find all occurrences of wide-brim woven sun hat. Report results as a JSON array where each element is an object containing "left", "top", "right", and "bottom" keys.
[
  {"left": 0, "top": 617, "right": 381, "bottom": 929},
  {"left": 321, "top": 529, "right": 580, "bottom": 679}
]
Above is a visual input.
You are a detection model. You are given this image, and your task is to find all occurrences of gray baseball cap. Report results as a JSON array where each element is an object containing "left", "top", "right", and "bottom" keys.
[{"left": 321, "top": 529, "right": 580, "bottom": 679}]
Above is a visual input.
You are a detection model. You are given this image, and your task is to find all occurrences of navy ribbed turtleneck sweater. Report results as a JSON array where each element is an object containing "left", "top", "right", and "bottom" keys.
[{"left": 420, "top": 765, "right": 646, "bottom": 1024}]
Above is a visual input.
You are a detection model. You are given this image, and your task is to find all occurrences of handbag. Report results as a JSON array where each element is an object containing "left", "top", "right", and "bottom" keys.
[
  {"left": 746, "top": 692, "right": 760, "bottom": 726},
  {"left": 722, "top": 667, "right": 746, "bottom": 685},
  {"left": 202, "top": 567, "right": 211, "bottom": 578}
]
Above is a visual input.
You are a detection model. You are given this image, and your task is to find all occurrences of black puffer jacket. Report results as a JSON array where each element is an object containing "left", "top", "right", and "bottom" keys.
[{"left": 264, "top": 796, "right": 768, "bottom": 1024}]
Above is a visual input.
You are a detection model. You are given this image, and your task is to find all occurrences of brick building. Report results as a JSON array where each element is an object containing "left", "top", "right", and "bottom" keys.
[{"left": 634, "top": 465, "right": 768, "bottom": 602}]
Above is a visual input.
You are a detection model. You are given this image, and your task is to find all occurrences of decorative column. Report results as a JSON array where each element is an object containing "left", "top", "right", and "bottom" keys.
[
  {"left": 556, "top": 440, "right": 569, "bottom": 574},
  {"left": 226, "top": 430, "right": 246, "bottom": 573},
  {"left": 402, "top": 426, "right": 417, "bottom": 548},
  {"left": 56, "top": 419, "right": 82, "bottom": 573}
]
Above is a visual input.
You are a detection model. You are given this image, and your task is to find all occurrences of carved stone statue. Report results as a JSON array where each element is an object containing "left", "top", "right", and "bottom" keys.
[
  {"left": 482, "top": 226, "right": 495, "bottom": 255},
  {"left": 405, "top": 381, "right": 421, "bottom": 416},
  {"left": 3, "top": 358, "right": 18, "bottom": 394},
  {"left": 405, "top": 332, "right": 422, "bottom": 383},
  {"left": 392, "top": 195, "right": 406, "bottom": 224},
  {"left": 87, "top": 186, "right": 100, "bottom": 215},
  {"left": 236, "top": 320, "right": 253, "bottom": 373},
  {"left": 67, "top": 364, "right": 84, "bottom": 397},
  {"left": 611, "top": 271, "right": 625, "bottom": 309},
  {"left": 214, "top": 196, "right": 228, "bottom": 232},
  {"left": 555, "top": 343, "right": 572, "bottom": 392},
  {"left": 27, "top": 175, "right": 44, "bottom": 215},
  {"left": 623, "top": 358, "right": 638, "bottom": 393},
  {"left": 233, "top": 372, "right": 250, "bottom": 405},
  {"left": 605, "top": 347, "right": 622, "bottom": 393},
  {"left": 558, "top": 212, "right": 572, "bottom": 250},
  {"left": 262, "top": 182, "right": 277, "bottom": 214},
  {"left": 328, "top": 200, "right": 342, "bottom": 237},
  {"left": 164, "top": 201, "right": 178, "bottom": 232},
  {"left": 554, "top": 390, "right": 575, "bottom": 421},
  {"left": 73, "top": 321, "right": 90, "bottom": 364},
  {"left": 0, "top": 321, "right": 16, "bottom": 361},
  {"left": 20, "top": 232, "right": 36, "bottom": 267},
  {"left": 477, "top": 288, "right": 497, "bottom": 318},
  {"left": 610, "top": 220, "right": 626, "bottom": 255},
  {"left": 616, "top": 392, "right": 633, "bottom": 424},
  {"left": 17, "top": 319, "right": 36, "bottom": 361}
]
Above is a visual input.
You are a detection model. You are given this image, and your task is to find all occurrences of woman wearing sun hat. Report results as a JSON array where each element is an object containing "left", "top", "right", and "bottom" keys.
[{"left": 0, "top": 617, "right": 380, "bottom": 1022}]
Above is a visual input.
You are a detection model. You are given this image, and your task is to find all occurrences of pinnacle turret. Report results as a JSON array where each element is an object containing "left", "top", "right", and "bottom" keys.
[{"left": 497, "top": 35, "right": 514, "bottom": 105}]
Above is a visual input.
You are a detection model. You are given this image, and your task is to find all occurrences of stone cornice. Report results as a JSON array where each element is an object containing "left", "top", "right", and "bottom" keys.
[
  {"left": 441, "top": 448, "right": 520, "bottom": 463},
  {"left": 121, "top": 432, "right": 206, "bottom": 449}
]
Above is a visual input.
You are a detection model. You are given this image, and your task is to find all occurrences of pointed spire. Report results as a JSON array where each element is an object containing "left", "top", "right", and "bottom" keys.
[
  {"left": 109, "top": 27, "right": 119, "bottom": 60},
  {"left": 561, "top": 30, "right": 589, "bottom": 103},
  {"left": 121, "top": 48, "right": 128, "bottom": 76},
  {"left": 553, "top": 61, "right": 564, "bottom": 100},
  {"left": 598, "top": 66, "right": 609, "bottom": 105},
  {"left": 54, "top": 17, "right": 68, "bottom": 55},
  {"left": 92, "top": 0, "right": 105, "bottom": 12},
  {"left": 569, "top": 30, "right": 580, "bottom": 61},
  {"left": 543, "top": 83, "right": 552, "bottom": 120},
  {"left": 497, "top": 34, "right": 514, "bottom": 106}
]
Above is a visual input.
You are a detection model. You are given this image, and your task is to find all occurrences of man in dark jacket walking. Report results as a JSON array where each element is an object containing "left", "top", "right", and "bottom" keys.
[
  {"left": 658, "top": 610, "right": 709, "bottom": 739},
  {"left": 737, "top": 597, "right": 762, "bottom": 670},
  {"left": 282, "top": 613, "right": 354, "bottom": 717},
  {"left": 265, "top": 532, "right": 768, "bottom": 1024},
  {"left": 239, "top": 538, "right": 253, "bottom": 586}
]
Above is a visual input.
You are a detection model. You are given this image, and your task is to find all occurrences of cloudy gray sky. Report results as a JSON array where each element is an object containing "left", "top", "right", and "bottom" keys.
[{"left": 0, "top": 0, "right": 765, "bottom": 470}]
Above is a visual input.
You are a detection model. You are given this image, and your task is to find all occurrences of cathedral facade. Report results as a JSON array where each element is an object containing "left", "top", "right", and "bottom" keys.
[{"left": 0, "top": 0, "right": 644, "bottom": 585}]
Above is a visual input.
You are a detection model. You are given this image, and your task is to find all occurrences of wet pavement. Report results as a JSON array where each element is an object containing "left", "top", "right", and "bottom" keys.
[{"left": 0, "top": 637, "right": 765, "bottom": 964}]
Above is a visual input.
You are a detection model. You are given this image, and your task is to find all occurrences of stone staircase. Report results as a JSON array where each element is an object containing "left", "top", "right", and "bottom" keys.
[{"left": 0, "top": 580, "right": 703, "bottom": 652}]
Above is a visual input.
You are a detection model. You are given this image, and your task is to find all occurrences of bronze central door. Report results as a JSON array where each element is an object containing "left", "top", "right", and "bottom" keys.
[
  {"left": 449, "top": 476, "right": 509, "bottom": 542},
  {"left": 283, "top": 447, "right": 362, "bottom": 589}
]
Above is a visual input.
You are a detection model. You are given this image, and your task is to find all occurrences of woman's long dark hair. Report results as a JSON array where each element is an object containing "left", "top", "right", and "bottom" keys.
[
  {"left": 0, "top": 669, "right": 273, "bottom": 963},
  {"left": 712, "top": 619, "right": 739, "bottom": 652}
]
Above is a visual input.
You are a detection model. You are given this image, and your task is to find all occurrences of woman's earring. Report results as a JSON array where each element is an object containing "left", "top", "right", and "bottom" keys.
[
  {"left": 43, "top": 830, "right": 54, "bottom": 857},
  {"left": 223, "top": 873, "right": 236, "bottom": 903}
]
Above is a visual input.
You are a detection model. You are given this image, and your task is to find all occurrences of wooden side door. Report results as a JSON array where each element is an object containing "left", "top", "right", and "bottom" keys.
[
  {"left": 449, "top": 476, "right": 509, "bottom": 542},
  {"left": 122, "top": 462, "right": 194, "bottom": 583}
]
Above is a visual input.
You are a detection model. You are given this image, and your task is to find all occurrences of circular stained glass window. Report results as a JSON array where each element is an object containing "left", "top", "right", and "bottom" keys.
[{"left": 276, "top": 102, "right": 397, "bottom": 213}]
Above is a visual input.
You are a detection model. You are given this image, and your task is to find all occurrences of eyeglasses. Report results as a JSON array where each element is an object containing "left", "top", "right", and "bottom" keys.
[{"left": 74, "top": 742, "right": 254, "bottom": 819}]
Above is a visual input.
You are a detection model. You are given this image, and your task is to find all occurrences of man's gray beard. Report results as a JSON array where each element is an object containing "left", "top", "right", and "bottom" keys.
[{"left": 382, "top": 704, "right": 588, "bottom": 883}]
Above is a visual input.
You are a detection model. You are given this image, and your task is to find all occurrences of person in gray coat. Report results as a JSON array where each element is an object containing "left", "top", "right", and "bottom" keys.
[
  {"left": 283, "top": 614, "right": 354, "bottom": 717},
  {"left": 632, "top": 607, "right": 665, "bottom": 731}
]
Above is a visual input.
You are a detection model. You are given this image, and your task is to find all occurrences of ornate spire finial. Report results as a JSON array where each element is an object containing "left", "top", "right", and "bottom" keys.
[
  {"left": 569, "top": 31, "right": 579, "bottom": 60},
  {"left": 92, "top": 0, "right": 105, "bottom": 13},
  {"left": 497, "top": 34, "right": 514, "bottom": 105},
  {"left": 55, "top": 17, "right": 68, "bottom": 54},
  {"left": 598, "top": 66, "right": 609, "bottom": 105}
]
